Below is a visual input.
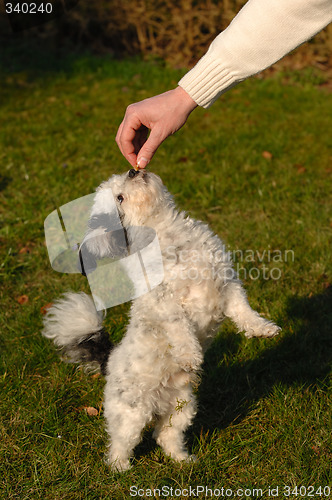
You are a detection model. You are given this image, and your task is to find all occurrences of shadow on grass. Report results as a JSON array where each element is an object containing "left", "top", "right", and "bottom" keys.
[
  {"left": 194, "top": 285, "right": 332, "bottom": 434},
  {"left": 0, "top": 175, "right": 12, "bottom": 191},
  {"left": 133, "top": 287, "right": 331, "bottom": 462}
]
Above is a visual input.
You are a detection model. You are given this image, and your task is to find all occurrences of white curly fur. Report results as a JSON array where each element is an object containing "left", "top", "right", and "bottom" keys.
[{"left": 42, "top": 170, "right": 280, "bottom": 472}]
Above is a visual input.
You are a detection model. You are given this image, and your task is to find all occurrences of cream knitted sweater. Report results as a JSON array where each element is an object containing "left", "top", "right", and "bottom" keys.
[{"left": 178, "top": 0, "right": 332, "bottom": 108}]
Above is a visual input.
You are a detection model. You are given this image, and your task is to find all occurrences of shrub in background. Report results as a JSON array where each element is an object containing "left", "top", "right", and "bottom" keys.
[{"left": 1, "top": 0, "right": 331, "bottom": 69}]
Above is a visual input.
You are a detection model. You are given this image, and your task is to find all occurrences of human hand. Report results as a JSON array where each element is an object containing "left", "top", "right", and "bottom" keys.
[{"left": 115, "top": 86, "right": 197, "bottom": 168}]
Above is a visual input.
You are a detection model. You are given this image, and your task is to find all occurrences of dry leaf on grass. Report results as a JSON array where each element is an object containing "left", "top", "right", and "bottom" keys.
[
  {"left": 40, "top": 303, "right": 53, "bottom": 315},
  {"left": 17, "top": 295, "right": 29, "bottom": 305},
  {"left": 262, "top": 151, "right": 273, "bottom": 160},
  {"left": 81, "top": 406, "right": 99, "bottom": 417},
  {"left": 294, "top": 164, "right": 307, "bottom": 174},
  {"left": 19, "top": 246, "right": 31, "bottom": 254}
]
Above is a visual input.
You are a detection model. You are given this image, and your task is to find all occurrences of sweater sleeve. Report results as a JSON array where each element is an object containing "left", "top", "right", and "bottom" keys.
[{"left": 178, "top": 0, "right": 332, "bottom": 108}]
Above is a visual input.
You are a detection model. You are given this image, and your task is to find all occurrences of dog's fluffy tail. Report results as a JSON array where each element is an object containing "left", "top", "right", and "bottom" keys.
[{"left": 42, "top": 292, "right": 113, "bottom": 375}]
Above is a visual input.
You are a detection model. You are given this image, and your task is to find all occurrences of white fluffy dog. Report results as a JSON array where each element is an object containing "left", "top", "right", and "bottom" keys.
[{"left": 43, "top": 169, "right": 280, "bottom": 472}]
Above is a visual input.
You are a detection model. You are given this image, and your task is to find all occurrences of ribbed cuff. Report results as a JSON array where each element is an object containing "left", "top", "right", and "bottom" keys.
[{"left": 178, "top": 48, "right": 242, "bottom": 108}]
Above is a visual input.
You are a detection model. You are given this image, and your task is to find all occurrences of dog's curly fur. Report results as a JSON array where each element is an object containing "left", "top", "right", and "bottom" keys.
[{"left": 43, "top": 169, "right": 280, "bottom": 472}]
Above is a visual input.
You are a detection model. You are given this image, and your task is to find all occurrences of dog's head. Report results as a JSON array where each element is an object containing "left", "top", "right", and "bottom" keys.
[
  {"left": 79, "top": 170, "right": 173, "bottom": 268},
  {"left": 100, "top": 169, "right": 173, "bottom": 227}
]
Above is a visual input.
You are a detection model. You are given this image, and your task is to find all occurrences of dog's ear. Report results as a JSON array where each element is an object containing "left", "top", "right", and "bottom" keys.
[
  {"left": 78, "top": 226, "right": 129, "bottom": 275},
  {"left": 79, "top": 187, "right": 128, "bottom": 274},
  {"left": 83, "top": 225, "right": 128, "bottom": 257},
  {"left": 82, "top": 187, "right": 123, "bottom": 255}
]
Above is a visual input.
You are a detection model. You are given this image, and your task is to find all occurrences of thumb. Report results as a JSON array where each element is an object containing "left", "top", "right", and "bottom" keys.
[{"left": 137, "top": 127, "right": 166, "bottom": 168}]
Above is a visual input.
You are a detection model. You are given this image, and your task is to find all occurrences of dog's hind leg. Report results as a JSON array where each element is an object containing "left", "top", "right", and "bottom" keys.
[
  {"left": 153, "top": 383, "right": 197, "bottom": 463},
  {"left": 104, "top": 400, "right": 152, "bottom": 472},
  {"left": 224, "top": 281, "right": 281, "bottom": 338}
]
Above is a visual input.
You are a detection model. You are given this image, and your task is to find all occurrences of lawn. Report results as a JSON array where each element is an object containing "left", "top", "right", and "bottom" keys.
[{"left": 0, "top": 42, "right": 331, "bottom": 499}]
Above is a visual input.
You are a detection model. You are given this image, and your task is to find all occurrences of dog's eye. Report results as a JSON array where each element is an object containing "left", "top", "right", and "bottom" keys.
[{"left": 117, "top": 194, "right": 124, "bottom": 204}]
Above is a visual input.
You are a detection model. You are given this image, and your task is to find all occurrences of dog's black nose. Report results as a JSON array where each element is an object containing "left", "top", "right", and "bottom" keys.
[{"left": 128, "top": 169, "right": 139, "bottom": 178}]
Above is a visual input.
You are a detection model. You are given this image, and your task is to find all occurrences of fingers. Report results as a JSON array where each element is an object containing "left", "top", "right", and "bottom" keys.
[
  {"left": 132, "top": 125, "right": 149, "bottom": 156},
  {"left": 115, "top": 88, "right": 198, "bottom": 169},
  {"left": 136, "top": 127, "right": 166, "bottom": 168},
  {"left": 116, "top": 103, "right": 170, "bottom": 168},
  {"left": 115, "top": 108, "right": 144, "bottom": 168},
  {"left": 116, "top": 107, "right": 161, "bottom": 169}
]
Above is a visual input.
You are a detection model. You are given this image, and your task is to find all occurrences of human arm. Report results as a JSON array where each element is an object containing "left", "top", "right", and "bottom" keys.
[
  {"left": 116, "top": 0, "right": 332, "bottom": 167},
  {"left": 179, "top": 0, "right": 332, "bottom": 108}
]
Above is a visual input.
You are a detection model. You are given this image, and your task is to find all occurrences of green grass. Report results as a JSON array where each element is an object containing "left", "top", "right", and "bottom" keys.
[{"left": 1, "top": 42, "right": 331, "bottom": 499}]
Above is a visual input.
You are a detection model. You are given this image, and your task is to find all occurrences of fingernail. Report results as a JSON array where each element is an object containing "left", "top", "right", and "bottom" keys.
[{"left": 137, "top": 157, "right": 149, "bottom": 168}]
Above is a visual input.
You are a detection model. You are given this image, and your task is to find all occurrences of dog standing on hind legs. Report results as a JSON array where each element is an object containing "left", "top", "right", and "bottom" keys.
[{"left": 42, "top": 168, "right": 280, "bottom": 472}]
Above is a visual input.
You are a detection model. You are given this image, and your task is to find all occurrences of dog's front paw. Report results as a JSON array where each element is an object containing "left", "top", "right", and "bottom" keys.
[{"left": 245, "top": 321, "right": 281, "bottom": 339}]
